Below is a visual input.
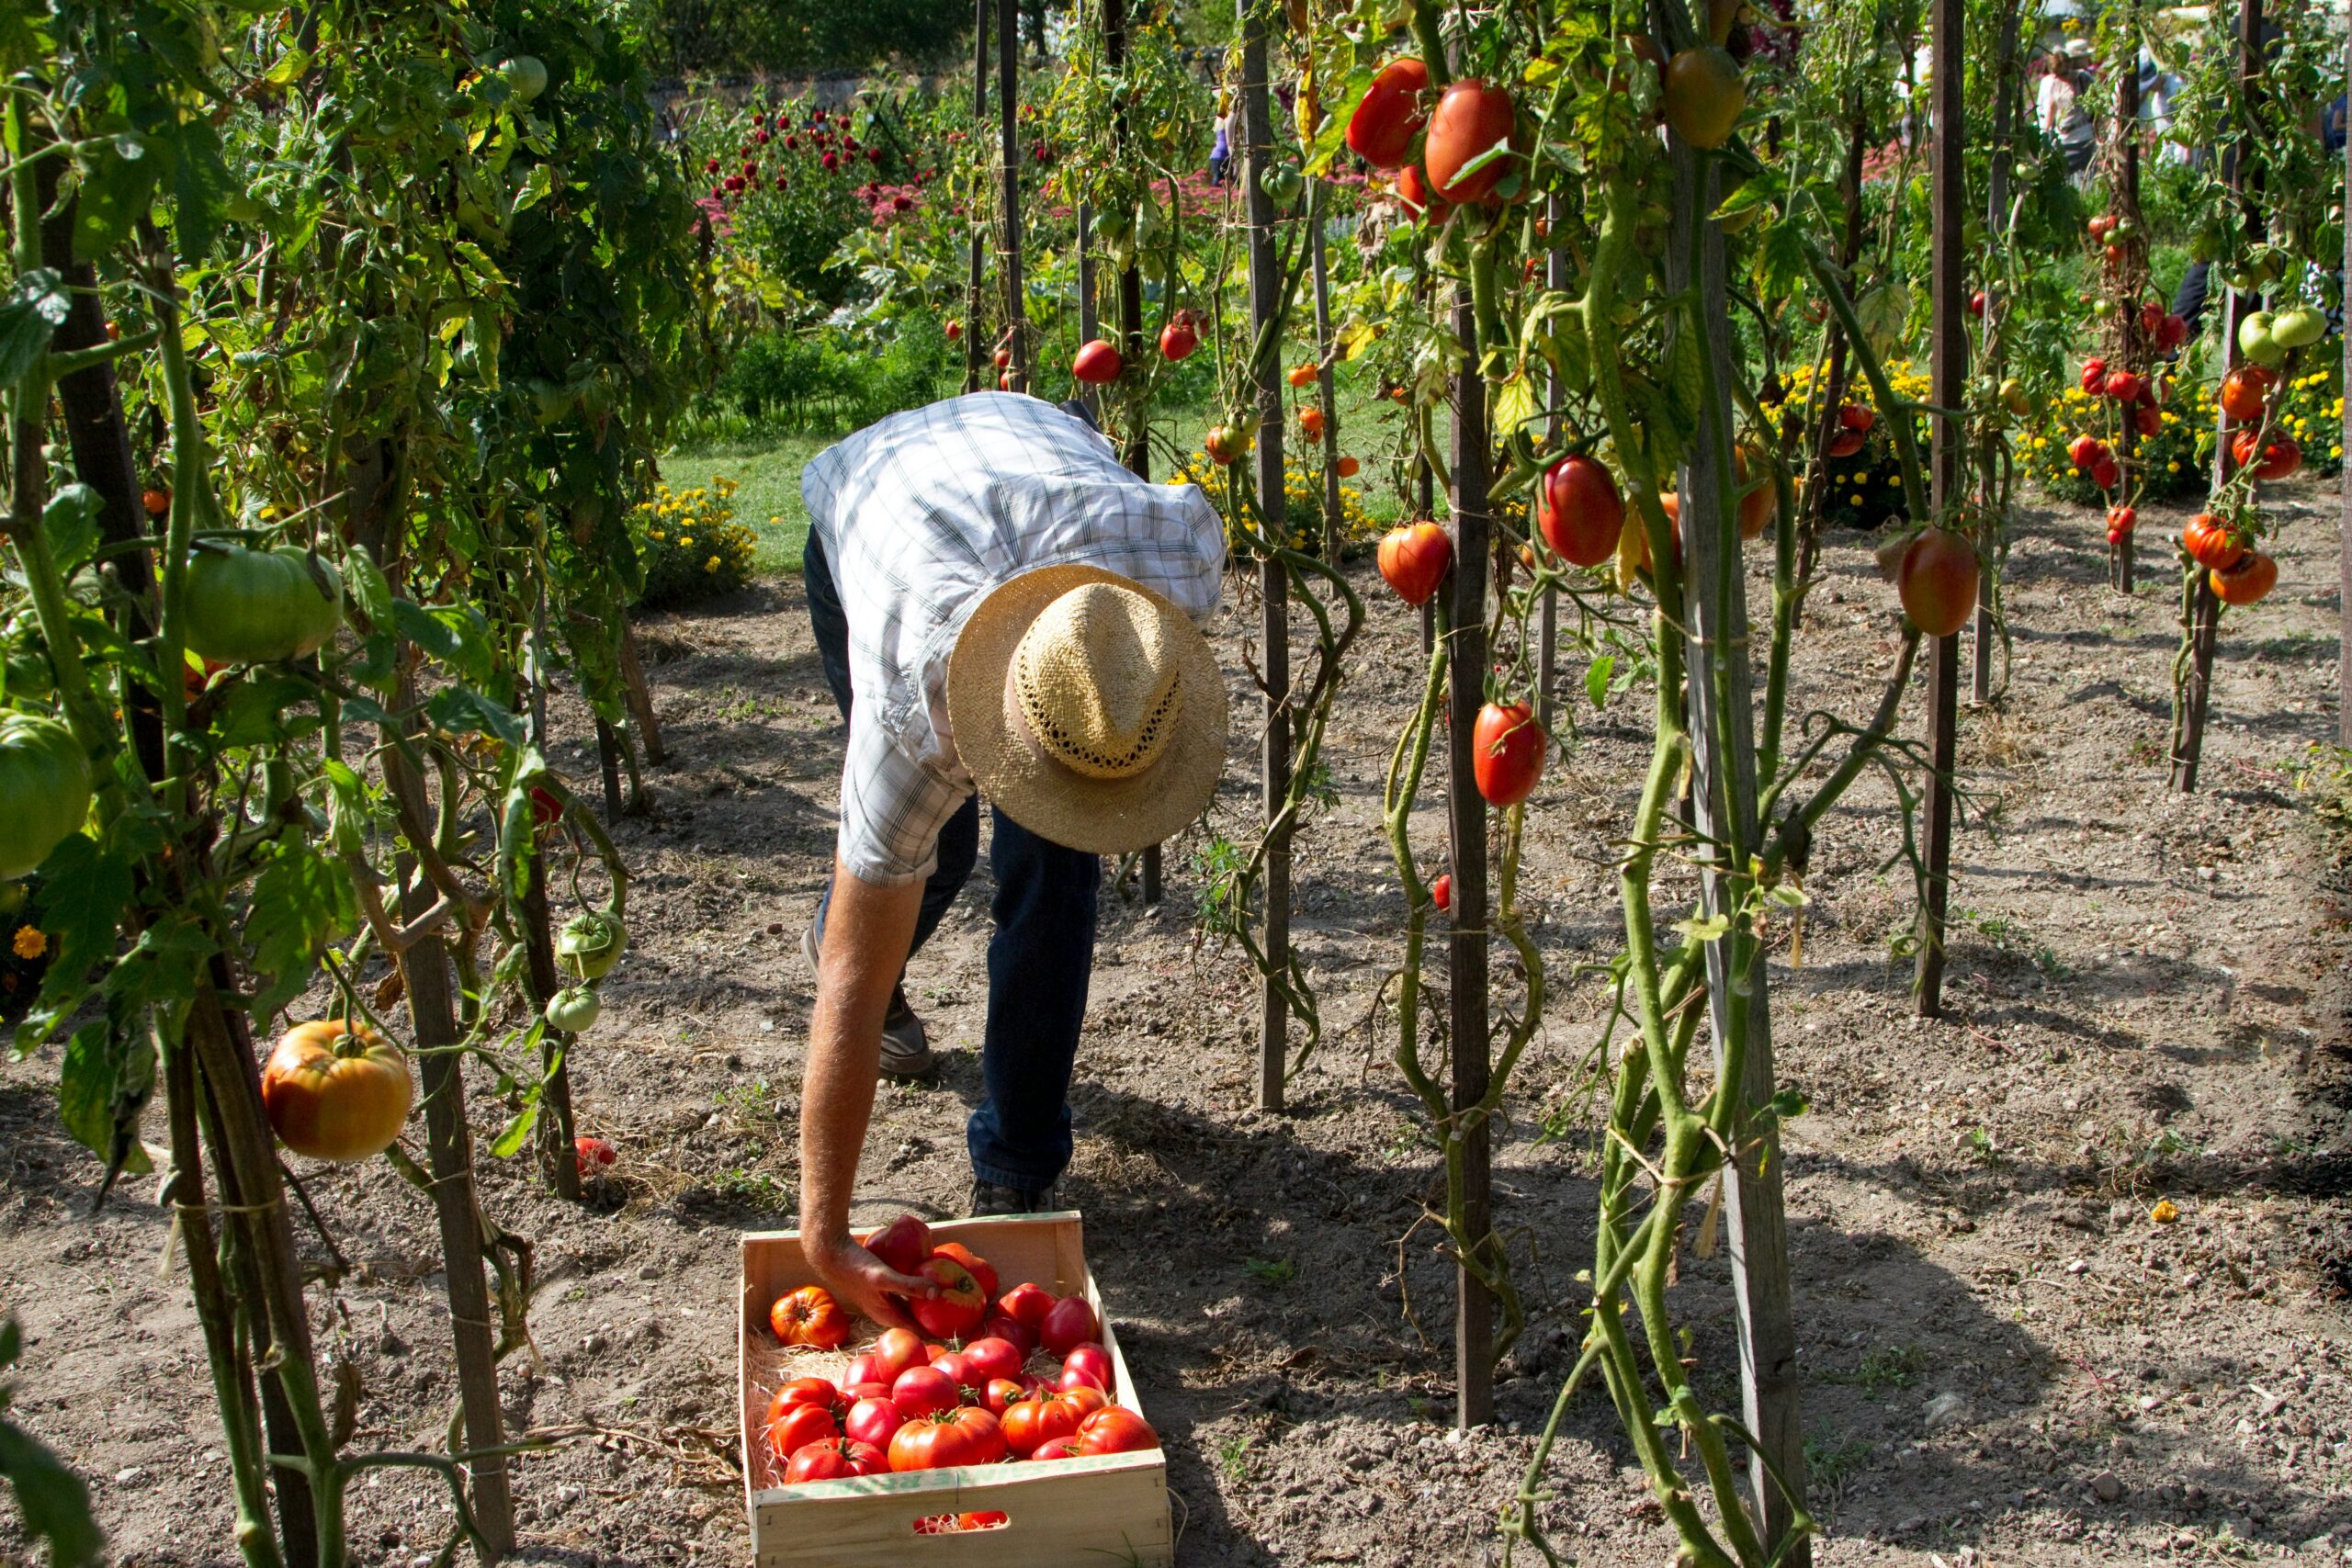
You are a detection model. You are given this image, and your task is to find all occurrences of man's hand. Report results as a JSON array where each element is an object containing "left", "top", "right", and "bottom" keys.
[{"left": 806, "top": 1233, "right": 935, "bottom": 1336}]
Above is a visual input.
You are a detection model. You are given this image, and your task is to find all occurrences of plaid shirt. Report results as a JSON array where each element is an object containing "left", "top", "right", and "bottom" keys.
[{"left": 801, "top": 393, "right": 1227, "bottom": 886}]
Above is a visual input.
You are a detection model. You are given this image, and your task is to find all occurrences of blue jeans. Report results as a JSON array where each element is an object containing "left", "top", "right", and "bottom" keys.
[{"left": 803, "top": 530, "right": 1099, "bottom": 1193}]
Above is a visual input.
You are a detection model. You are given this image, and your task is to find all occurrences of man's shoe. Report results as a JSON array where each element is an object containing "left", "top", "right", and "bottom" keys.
[
  {"left": 967, "top": 1180, "right": 1058, "bottom": 1216},
  {"left": 803, "top": 925, "right": 937, "bottom": 1080}
]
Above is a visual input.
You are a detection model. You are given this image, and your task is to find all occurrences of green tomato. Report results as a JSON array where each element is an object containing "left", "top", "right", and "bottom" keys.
[
  {"left": 1260, "top": 165, "right": 1303, "bottom": 206},
  {"left": 183, "top": 546, "right": 345, "bottom": 665},
  {"left": 2269, "top": 304, "right": 2326, "bottom": 349},
  {"left": 5, "top": 646, "right": 52, "bottom": 705},
  {"left": 543, "top": 986, "right": 602, "bottom": 1033},
  {"left": 226, "top": 192, "right": 263, "bottom": 224},
  {"left": 0, "top": 715, "right": 92, "bottom": 881},
  {"left": 2236, "top": 310, "right": 2286, "bottom": 367},
  {"left": 502, "top": 55, "right": 548, "bottom": 101},
  {"left": 557, "top": 908, "right": 627, "bottom": 980}
]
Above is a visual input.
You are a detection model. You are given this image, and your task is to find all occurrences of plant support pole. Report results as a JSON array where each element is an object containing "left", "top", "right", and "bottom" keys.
[
  {"left": 965, "top": 0, "right": 989, "bottom": 392},
  {"left": 1239, "top": 0, "right": 1288, "bottom": 1112},
  {"left": 1445, "top": 282, "right": 1494, "bottom": 1430},
  {"left": 1973, "top": 0, "right": 2022, "bottom": 701},
  {"left": 1916, "top": 0, "right": 1966, "bottom": 1017},
  {"left": 997, "top": 0, "right": 1028, "bottom": 391}
]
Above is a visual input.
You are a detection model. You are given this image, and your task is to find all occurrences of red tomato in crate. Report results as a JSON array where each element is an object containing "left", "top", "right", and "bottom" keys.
[
  {"left": 1074, "top": 1406, "right": 1159, "bottom": 1456},
  {"left": 1032, "top": 1437, "right": 1081, "bottom": 1461},
  {"left": 961, "top": 1337, "right": 1023, "bottom": 1384},
  {"left": 909, "top": 1256, "right": 987, "bottom": 1338},
  {"left": 982, "top": 1377, "right": 1026, "bottom": 1415},
  {"left": 864, "top": 1213, "right": 932, "bottom": 1275},
  {"left": 980, "top": 1311, "right": 1037, "bottom": 1355},
  {"left": 888, "top": 1406, "right": 1007, "bottom": 1472},
  {"left": 1472, "top": 702, "right": 1544, "bottom": 807},
  {"left": 770, "top": 1286, "right": 848, "bottom": 1349},
  {"left": 1061, "top": 1341, "right": 1114, "bottom": 1393},
  {"left": 998, "top": 1282, "right": 1055, "bottom": 1329},
  {"left": 764, "top": 1401, "right": 839, "bottom": 1465},
  {"left": 784, "top": 1438, "right": 888, "bottom": 1483},
  {"left": 869, "top": 1327, "right": 927, "bottom": 1383},
  {"left": 890, "top": 1365, "right": 961, "bottom": 1416},
  {"left": 844, "top": 1396, "right": 903, "bottom": 1449},
  {"left": 932, "top": 1351, "right": 978, "bottom": 1390},
  {"left": 765, "top": 1378, "right": 844, "bottom": 1428},
  {"left": 932, "top": 1242, "right": 999, "bottom": 1301},
  {"left": 1040, "top": 1296, "right": 1098, "bottom": 1357},
  {"left": 1000, "top": 1387, "right": 1104, "bottom": 1457}
]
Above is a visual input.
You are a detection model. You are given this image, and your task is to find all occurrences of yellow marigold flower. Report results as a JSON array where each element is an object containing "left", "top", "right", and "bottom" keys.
[
  {"left": 707, "top": 557, "right": 722, "bottom": 571},
  {"left": 2149, "top": 1198, "right": 2179, "bottom": 1225},
  {"left": 2166, "top": 461, "right": 2179, "bottom": 473},
  {"left": 12, "top": 926, "right": 45, "bottom": 961},
  {"left": 679, "top": 536, "right": 693, "bottom": 547},
  {"left": 1849, "top": 493, "right": 1862, "bottom": 504}
]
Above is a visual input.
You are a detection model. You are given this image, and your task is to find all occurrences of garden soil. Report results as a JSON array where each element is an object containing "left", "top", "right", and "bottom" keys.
[{"left": 3, "top": 483, "right": 2348, "bottom": 1566}]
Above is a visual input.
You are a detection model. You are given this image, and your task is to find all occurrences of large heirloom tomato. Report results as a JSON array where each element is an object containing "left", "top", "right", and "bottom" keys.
[
  {"left": 1377, "top": 522, "right": 1453, "bottom": 605},
  {"left": 783, "top": 1438, "right": 887, "bottom": 1483},
  {"left": 2229, "top": 431, "right": 2301, "bottom": 481},
  {"left": 1074, "top": 1405, "right": 1159, "bottom": 1456},
  {"left": 1039, "top": 1295, "right": 1099, "bottom": 1357},
  {"left": 1663, "top": 48, "right": 1745, "bottom": 149},
  {"left": 2211, "top": 552, "right": 2278, "bottom": 606},
  {"left": 764, "top": 1400, "right": 840, "bottom": 1465},
  {"left": 930, "top": 1242, "right": 998, "bottom": 1301},
  {"left": 888, "top": 1406, "right": 1007, "bottom": 1472},
  {"left": 260, "top": 1021, "right": 414, "bottom": 1162},
  {"left": 769, "top": 1286, "right": 848, "bottom": 1349},
  {"left": 1422, "top": 80, "right": 1517, "bottom": 204},
  {"left": 0, "top": 714, "right": 92, "bottom": 880},
  {"left": 1472, "top": 703, "right": 1545, "bottom": 807},
  {"left": 1000, "top": 1387, "right": 1105, "bottom": 1456},
  {"left": 2181, "top": 513, "right": 2247, "bottom": 572},
  {"left": 182, "top": 545, "right": 344, "bottom": 665},
  {"left": 908, "top": 1255, "right": 987, "bottom": 1338},
  {"left": 1345, "top": 57, "right": 1430, "bottom": 168}
]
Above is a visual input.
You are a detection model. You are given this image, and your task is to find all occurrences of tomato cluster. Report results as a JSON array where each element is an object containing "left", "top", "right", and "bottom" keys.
[{"left": 762, "top": 1217, "right": 1159, "bottom": 1485}]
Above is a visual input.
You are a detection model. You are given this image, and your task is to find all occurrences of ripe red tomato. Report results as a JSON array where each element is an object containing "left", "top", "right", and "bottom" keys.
[
  {"left": 931, "top": 1242, "right": 999, "bottom": 1301},
  {"left": 1298, "top": 406, "right": 1326, "bottom": 439},
  {"left": 1471, "top": 702, "right": 1544, "bottom": 807},
  {"left": 1061, "top": 1341, "right": 1114, "bottom": 1391},
  {"left": 1967, "top": 289, "right": 1985, "bottom": 317},
  {"left": 887, "top": 1406, "right": 1006, "bottom": 1472},
  {"left": 2230, "top": 430, "right": 2301, "bottom": 481},
  {"left": 1032, "top": 1437, "right": 1081, "bottom": 1461},
  {"left": 2078, "top": 358, "right": 2108, "bottom": 394},
  {"left": 870, "top": 1326, "right": 927, "bottom": 1383},
  {"left": 764, "top": 1401, "right": 839, "bottom": 1464},
  {"left": 2211, "top": 551, "right": 2278, "bottom": 605},
  {"left": 783, "top": 1437, "right": 888, "bottom": 1483},
  {"left": 1345, "top": 56, "right": 1430, "bottom": 168},
  {"left": 1159, "top": 311, "right": 1198, "bottom": 362},
  {"left": 959, "top": 1512, "right": 1009, "bottom": 1530},
  {"left": 1537, "top": 455, "right": 1623, "bottom": 568},
  {"left": 932, "top": 1350, "right": 978, "bottom": 1389},
  {"left": 1430, "top": 873, "right": 1452, "bottom": 912},
  {"left": 979, "top": 1311, "right": 1037, "bottom": 1356},
  {"left": 1424, "top": 79, "right": 1517, "bottom": 204},
  {"left": 1000, "top": 1387, "right": 1103, "bottom": 1456},
  {"left": 1040, "top": 1296, "right": 1099, "bottom": 1357},
  {"left": 1336, "top": 455, "right": 1361, "bottom": 478},
  {"left": 1071, "top": 339, "right": 1123, "bottom": 386},
  {"left": 2157, "top": 311, "right": 2189, "bottom": 349},
  {"left": 142, "top": 487, "right": 172, "bottom": 517},
  {"left": 998, "top": 1281, "right": 1056, "bottom": 1329},
  {"left": 1287, "top": 363, "right": 1317, "bottom": 389},
  {"left": 910, "top": 1256, "right": 987, "bottom": 1338},
  {"left": 2089, "top": 456, "right": 2120, "bottom": 491},
  {"left": 1394, "top": 164, "right": 1446, "bottom": 221},
  {"left": 960, "top": 1337, "right": 1023, "bottom": 1384},
  {"left": 1837, "top": 403, "right": 1875, "bottom": 434},
  {"left": 991, "top": 346, "right": 1012, "bottom": 372},
  {"left": 2106, "top": 505, "right": 2138, "bottom": 536},
  {"left": 981, "top": 1377, "right": 1026, "bottom": 1415},
  {"left": 2104, "top": 369, "right": 2143, "bottom": 403},
  {"left": 765, "top": 1377, "right": 845, "bottom": 1428},
  {"left": 865, "top": 1213, "right": 932, "bottom": 1275},
  {"left": 2066, "top": 434, "right": 2107, "bottom": 469},
  {"left": 1896, "top": 527, "right": 1980, "bottom": 638},
  {"left": 2134, "top": 405, "right": 2161, "bottom": 437},
  {"left": 2219, "top": 367, "right": 2272, "bottom": 422},
  {"left": 890, "top": 1365, "right": 962, "bottom": 1417},
  {"left": 1377, "top": 521, "right": 1453, "bottom": 605},
  {"left": 843, "top": 1353, "right": 882, "bottom": 1387},
  {"left": 945, "top": 319, "right": 964, "bottom": 342},
  {"left": 573, "top": 1135, "right": 616, "bottom": 1179},
  {"left": 1074, "top": 1406, "right": 1159, "bottom": 1457},
  {"left": 2182, "top": 513, "right": 2247, "bottom": 571},
  {"left": 1826, "top": 429, "right": 1864, "bottom": 458},
  {"left": 769, "top": 1285, "right": 849, "bottom": 1349},
  {"left": 844, "top": 1396, "right": 903, "bottom": 1449},
  {"left": 2087, "top": 215, "right": 2113, "bottom": 241}
]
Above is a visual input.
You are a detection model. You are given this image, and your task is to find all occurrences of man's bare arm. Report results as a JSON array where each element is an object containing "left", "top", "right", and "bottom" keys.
[{"left": 799, "top": 852, "right": 934, "bottom": 1329}]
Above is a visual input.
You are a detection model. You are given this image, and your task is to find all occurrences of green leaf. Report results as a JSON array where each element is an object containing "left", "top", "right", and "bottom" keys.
[
  {"left": 391, "top": 600, "right": 495, "bottom": 687},
  {"left": 40, "top": 485, "right": 100, "bottom": 576},
  {"left": 1585, "top": 655, "right": 1614, "bottom": 708},
  {"left": 1766, "top": 1088, "right": 1810, "bottom": 1121},
  {"left": 1674, "top": 912, "right": 1731, "bottom": 943},
  {"left": 166, "top": 117, "right": 238, "bottom": 258},
  {"left": 209, "top": 674, "right": 319, "bottom": 750},
  {"left": 0, "top": 1416, "right": 103, "bottom": 1568},
  {"left": 243, "top": 841, "right": 359, "bottom": 1025},
  {"left": 12, "top": 834, "right": 132, "bottom": 1055},
  {"left": 0, "top": 268, "right": 68, "bottom": 390},
  {"left": 426, "top": 686, "right": 524, "bottom": 747},
  {"left": 73, "top": 137, "right": 159, "bottom": 265},
  {"left": 56, "top": 1018, "right": 153, "bottom": 1179}
]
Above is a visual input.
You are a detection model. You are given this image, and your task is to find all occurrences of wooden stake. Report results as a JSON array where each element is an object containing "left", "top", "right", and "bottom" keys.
[
  {"left": 997, "top": 0, "right": 1028, "bottom": 391},
  {"left": 1916, "top": 0, "right": 1966, "bottom": 1017},
  {"left": 1239, "top": 0, "right": 1288, "bottom": 1114},
  {"left": 2110, "top": 17, "right": 2142, "bottom": 597},
  {"left": 2174, "top": 0, "right": 2262, "bottom": 792},
  {"left": 1539, "top": 192, "right": 1566, "bottom": 731},
  {"left": 524, "top": 667, "right": 579, "bottom": 1201},
  {"left": 1444, "top": 284, "right": 1494, "bottom": 1430},
  {"left": 1973, "top": 0, "right": 2023, "bottom": 703},
  {"left": 1107, "top": 0, "right": 1161, "bottom": 907},
  {"left": 594, "top": 716, "right": 623, "bottom": 820},
  {"left": 964, "top": 0, "right": 989, "bottom": 393},
  {"left": 1795, "top": 96, "right": 1870, "bottom": 632},
  {"left": 616, "top": 625, "right": 665, "bottom": 764},
  {"left": 1309, "top": 182, "right": 1340, "bottom": 562},
  {"left": 2343, "top": 16, "right": 2351, "bottom": 750}
]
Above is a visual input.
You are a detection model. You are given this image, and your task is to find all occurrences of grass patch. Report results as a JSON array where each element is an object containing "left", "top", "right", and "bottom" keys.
[{"left": 662, "top": 429, "right": 830, "bottom": 576}]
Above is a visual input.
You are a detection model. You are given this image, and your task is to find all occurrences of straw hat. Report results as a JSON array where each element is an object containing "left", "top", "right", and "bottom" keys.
[{"left": 947, "top": 565, "right": 1226, "bottom": 855}]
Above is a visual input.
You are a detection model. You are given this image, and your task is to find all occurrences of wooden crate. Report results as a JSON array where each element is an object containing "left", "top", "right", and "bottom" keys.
[{"left": 739, "top": 1213, "right": 1172, "bottom": 1566}]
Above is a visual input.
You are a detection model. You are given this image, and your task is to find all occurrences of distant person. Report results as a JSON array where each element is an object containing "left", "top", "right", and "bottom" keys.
[
  {"left": 1209, "top": 99, "right": 1231, "bottom": 186},
  {"left": 2043, "top": 39, "right": 2098, "bottom": 181}
]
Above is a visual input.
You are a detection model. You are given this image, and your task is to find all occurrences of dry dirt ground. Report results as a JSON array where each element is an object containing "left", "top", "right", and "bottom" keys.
[{"left": 2, "top": 482, "right": 2348, "bottom": 1567}]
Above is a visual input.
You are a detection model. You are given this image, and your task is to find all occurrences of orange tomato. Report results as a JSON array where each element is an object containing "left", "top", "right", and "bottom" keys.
[
  {"left": 769, "top": 1285, "right": 850, "bottom": 1349},
  {"left": 260, "top": 1021, "right": 413, "bottom": 1163}
]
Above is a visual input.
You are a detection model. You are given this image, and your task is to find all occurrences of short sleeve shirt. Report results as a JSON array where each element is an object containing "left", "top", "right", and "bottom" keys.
[{"left": 800, "top": 393, "right": 1227, "bottom": 886}]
